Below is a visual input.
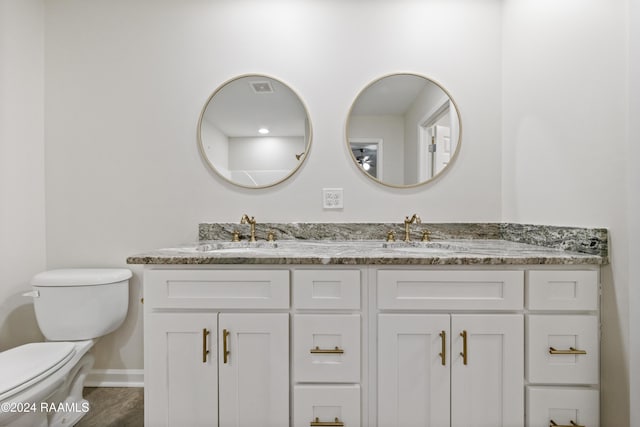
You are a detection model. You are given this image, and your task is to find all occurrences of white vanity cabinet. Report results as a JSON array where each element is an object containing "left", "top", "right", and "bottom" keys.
[
  {"left": 141, "top": 265, "right": 601, "bottom": 427},
  {"left": 525, "top": 270, "right": 600, "bottom": 427},
  {"left": 377, "top": 270, "right": 525, "bottom": 427},
  {"left": 292, "top": 269, "right": 363, "bottom": 427},
  {"left": 143, "top": 269, "right": 290, "bottom": 427}
]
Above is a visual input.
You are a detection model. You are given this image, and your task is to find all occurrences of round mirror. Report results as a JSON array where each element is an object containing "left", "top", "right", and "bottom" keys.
[
  {"left": 346, "top": 73, "right": 461, "bottom": 187},
  {"left": 198, "top": 74, "right": 312, "bottom": 188}
]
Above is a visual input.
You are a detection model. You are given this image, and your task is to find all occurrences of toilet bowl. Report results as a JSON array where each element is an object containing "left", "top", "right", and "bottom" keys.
[{"left": 0, "top": 268, "right": 131, "bottom": 427}]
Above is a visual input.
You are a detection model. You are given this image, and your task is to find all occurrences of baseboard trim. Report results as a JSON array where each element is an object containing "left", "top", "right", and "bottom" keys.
[{"left": 85, "top": 369, "right": 144, "bottom": 388}]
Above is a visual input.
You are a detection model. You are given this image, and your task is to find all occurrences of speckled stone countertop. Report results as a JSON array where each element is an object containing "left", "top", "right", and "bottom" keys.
[{"left": 127, "top": 223, "right": 608, "bottom": 266}]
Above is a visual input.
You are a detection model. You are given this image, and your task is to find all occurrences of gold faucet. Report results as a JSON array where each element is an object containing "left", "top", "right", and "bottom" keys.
[
  {"left": 240, "top": 214, "right": 257, "bottom": 242},
  {"left": 403, "top": 214, "right": 422, "bottom": 242}
]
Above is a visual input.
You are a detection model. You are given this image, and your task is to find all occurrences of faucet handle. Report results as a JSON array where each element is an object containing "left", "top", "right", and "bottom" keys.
[
  {"left": 231, "top": 230, "right": 240, "bottom": 242},
  {"left": 421, "top": 230, "right": 431, "bottom": 242},
  {"left": 386, "top": 230, "right": 396, "bottom": 242},
  {"left": 267, "top": 230, "right": 276, "bottom": 242}
]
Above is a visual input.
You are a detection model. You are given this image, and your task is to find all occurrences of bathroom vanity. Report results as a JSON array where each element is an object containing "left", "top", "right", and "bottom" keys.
[{"left": 128, "top": 223, "right": 607, "bottom": 427}]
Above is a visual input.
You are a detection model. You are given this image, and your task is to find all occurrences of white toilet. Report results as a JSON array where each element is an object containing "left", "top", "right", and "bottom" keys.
[{"left": 0, "top": 268, "right": 132, "bottom": 427}]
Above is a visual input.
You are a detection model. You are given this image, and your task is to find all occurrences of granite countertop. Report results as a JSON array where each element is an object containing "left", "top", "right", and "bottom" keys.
[
  {"left": 127, "top": 238, "right": 606, "bottom": 266},
  {"left": 127, "top": 223, "right": 608, "bottom": 266}
]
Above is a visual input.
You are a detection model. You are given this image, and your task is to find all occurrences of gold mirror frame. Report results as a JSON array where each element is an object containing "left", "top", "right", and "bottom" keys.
[
  {"left": 346, "top": 73, "right": 462, "bottom": 188},
  {"left": 197, "top": 74, "right": 313, "bottom": 189}
]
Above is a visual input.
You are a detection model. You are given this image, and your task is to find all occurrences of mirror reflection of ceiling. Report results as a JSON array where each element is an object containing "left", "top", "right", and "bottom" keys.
[
  {"left": 198, "top": 75, "right": 312, "bottom": 189},
  {"left": 350, "top": 76, "right": 429, "bottom": 116},
  {"left": 347, "top": 73, "right": 461, "bottom": 188},
  {"left": 204, "top": 77, "right": 306, "bottom": 138}
]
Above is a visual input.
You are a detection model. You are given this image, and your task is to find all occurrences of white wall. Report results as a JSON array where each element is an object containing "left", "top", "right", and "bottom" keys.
[
  {"left": 42, "top": 0, "right": 503, "bottom": 370},
  {"left": 0, "top": 0, "right": 46, "bottom": 351},
  {"left": 501, "top": 0, "right": 629, "bottom": 425},
  {"left": 629, "top": 0, "right": 640, "bottom": 424}
]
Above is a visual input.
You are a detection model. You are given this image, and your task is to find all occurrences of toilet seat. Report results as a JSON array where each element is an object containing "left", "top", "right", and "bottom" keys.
[{"left": 0, "top": 342, "right": 76, "bottom": 401}]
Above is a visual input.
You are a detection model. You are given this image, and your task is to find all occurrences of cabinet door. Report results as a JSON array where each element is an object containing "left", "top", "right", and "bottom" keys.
[
  {"left": 145, "top": 313, "right": 218, "bottom": 427},
  {"left": 451, "top": 314, "right": 524, "bottom": 427},
  {"left": 378, "top": 314, "right": 450, "bottom": 427},
  {"left": 219, "top": 313, "right": 289, "bottom": 427}
]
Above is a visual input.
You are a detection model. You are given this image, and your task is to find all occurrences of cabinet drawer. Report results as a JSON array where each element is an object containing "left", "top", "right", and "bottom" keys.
[
  {"left": 527, "top": 270, "right": 598, "bottom": 311},
  {"left": 144, "top": 269, "right": 289, "bottom": 309},
  {"left": 294, "top": 315, "right": 360, "bottom": 383},
  {"left": 527, "top": 386, "right": 599, "bottom": 427},
  {"left": 293, "top": 385, "right": 360, "bottom": 427},
  {"left": 377, "top": 270, "right": 524, "bottom": 310},
  {"left": 527, "top": 315, "right": 599, "bottom": 384},
  {"left": 294, "top": 270, "right": 361, "bottom": 310}
]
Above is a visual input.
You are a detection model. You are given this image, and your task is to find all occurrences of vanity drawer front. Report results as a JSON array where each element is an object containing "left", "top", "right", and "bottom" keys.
[
  {"left": 527, "top": 270, "right": 599, "bottom": 311},
  {"left": 293, "top": 385, "right": 360, "bottom": 427},
  {"left": 527, "top": 386, "right": 599, "bottom": 427},
  {"left": 144, "top": 269, "right": 289, "bottom": 309},
  {"left": 377, "top": 270, "right": 524, "bottom": 310},
  {"left": 294, "top": 270, "right": 361, "bottom": 310},
  {"left": 527, "top": 315, "right": 599, "bottom": 384},
  {"left": 294, "top": 314, "right": 360, "bottom": 383}
]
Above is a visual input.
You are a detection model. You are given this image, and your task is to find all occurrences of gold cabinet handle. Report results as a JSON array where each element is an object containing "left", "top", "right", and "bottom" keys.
[
  {"left": 459, "top": 330, "right": 468, "bottom": 365},
  {"left": 550, "top": 420, "right": 585, "bottom": 427},
  {"left": 202, "top": 328, "right": 210, "bottom": 363},
  {"left": 310, "top": 346, "right": 344, "bottom": 354},
  {"left": 310, "top": 417, "right": 344, "bottom": 426},
  {"left": 439, "top": 331, "right": 446, "bottom": 366},
  {"left": 223, "top": 329, "right": 230, "bottom": 364},
  {"left": 549, "top": 347, "right": 587, "bottom": 355}
]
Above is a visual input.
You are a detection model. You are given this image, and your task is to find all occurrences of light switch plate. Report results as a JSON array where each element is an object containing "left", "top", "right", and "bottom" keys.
[{"left": 322, "top": 188, "right": 344, "bottom": 209}]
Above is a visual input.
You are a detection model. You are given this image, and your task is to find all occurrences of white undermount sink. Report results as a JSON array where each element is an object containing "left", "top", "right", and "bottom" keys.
[
  {"left": 196, "top": 241, "right": 278, "bottom": 252},
  {"left": 163, "top": 241, "right": 278, "bottom": 254},
  {"left": 382, "top": 241, "right": 468, "bottom": 252}
]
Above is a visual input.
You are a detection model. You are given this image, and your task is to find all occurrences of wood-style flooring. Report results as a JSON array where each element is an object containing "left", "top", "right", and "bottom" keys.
[{"left": 76, "top": 387, "right": 143, "bottom": 427}]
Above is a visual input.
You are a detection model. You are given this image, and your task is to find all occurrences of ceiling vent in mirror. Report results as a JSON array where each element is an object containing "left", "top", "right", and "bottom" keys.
[{"left": 249, "top": 81, "right": 274, "bottom": 94}]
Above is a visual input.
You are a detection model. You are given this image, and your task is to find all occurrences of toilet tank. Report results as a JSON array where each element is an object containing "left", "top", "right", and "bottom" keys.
[{"left": 29, "top": 269, "right": 132, "bottom": 341}]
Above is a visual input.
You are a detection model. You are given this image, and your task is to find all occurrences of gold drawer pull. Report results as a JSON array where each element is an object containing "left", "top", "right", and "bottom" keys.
[
  {"left": 439, "top": 331, "right": 446, "bottom": 366},
  {"left": 310, "top": 346, "right": 344, "bottom": 354},
  {"left": 310, "top": 417, "right": 344, "bottom": 426},
  {"left": 202, "top": 329, "right": 210, "bottom": 363},
  {"left": 550, "top": 420, "right": 585, "bottom": 427},
  {"left": 549, "top": 347, "right": 587, "bottom": 355},
  {"left": 223, "top": 329, "right": 230, "bottom": 364},
  {"left": 459, "top": 330, "right": 468, "bottom": 365}
]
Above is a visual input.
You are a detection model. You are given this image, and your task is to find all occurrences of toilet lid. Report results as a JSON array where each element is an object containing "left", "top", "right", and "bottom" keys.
[
  {"left": 0, "top": 342, "right": 76, "bottom": 399},
  {"left": 31, "top": 268, "right": 132, "bottom": 287}
]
